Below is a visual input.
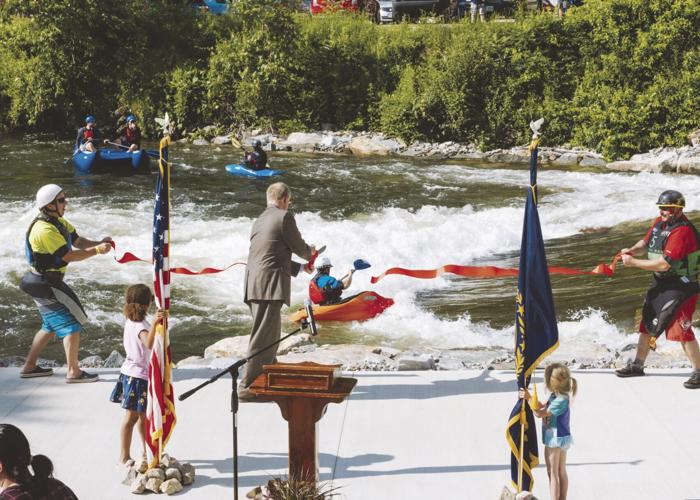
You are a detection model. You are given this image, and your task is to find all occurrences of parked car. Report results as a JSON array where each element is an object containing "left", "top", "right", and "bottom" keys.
[
  {"left": 310, "top": 0, "right": 360, "bottom": 14},
  {"left": 376, "top": 0, "right": 394, "bottom": 22}
]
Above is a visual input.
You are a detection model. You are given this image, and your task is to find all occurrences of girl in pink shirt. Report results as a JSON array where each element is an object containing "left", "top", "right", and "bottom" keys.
[{"left": 109, "top": 284, "right": 163, "bottom": 467}]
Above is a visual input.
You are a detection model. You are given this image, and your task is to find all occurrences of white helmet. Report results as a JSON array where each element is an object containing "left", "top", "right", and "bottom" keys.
[
  {"left": 36, "top": 184, "right": 63, "bottom": 210},
  {"left": 317, "top": 256, "right": 332, "bottom": 268}
]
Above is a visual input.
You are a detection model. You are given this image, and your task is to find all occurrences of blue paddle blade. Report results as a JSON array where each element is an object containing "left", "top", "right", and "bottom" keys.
[{"left": 353, "top": 259, "right": 371, "bottom": 270}]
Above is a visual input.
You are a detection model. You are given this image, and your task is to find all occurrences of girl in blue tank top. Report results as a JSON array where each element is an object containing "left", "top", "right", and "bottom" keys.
[{"left": 521, "top": 362, "right": 577, "bottom": 500}]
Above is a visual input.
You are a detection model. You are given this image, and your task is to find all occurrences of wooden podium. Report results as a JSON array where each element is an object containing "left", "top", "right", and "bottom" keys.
[{"left": 249, "top": 362, "right": 357, "bottom": 482}]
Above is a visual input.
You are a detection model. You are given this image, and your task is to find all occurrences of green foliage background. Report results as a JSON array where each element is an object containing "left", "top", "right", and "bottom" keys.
[{"left": 1, "top": 0, "right": 699, "bottom": 158}]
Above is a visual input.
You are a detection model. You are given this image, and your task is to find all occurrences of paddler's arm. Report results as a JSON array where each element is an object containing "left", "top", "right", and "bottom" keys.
[
  {"left": 621, "top": 254, "right": 670, "bottom": 272},
  {"left": 621, "top": 239, "right": 648, "bottom": 257},
  {"left": 63, "top": 236, "right": 113, "bottom": 261}
]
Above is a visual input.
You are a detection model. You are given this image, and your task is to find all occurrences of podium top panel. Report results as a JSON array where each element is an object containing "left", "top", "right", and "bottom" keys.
[{"left": 260, "top": 361, "right": 342, "bottom": 393}]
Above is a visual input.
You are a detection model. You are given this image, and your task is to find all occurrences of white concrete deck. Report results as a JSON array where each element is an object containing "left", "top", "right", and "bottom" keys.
[{"left": 1, "top": 368, "right": 699, "bottom": 499}]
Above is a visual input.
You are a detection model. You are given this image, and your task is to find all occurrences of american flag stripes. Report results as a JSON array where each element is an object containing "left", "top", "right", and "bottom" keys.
[{"left": 146, "top": 136, "right": 177, "bottom": 468}]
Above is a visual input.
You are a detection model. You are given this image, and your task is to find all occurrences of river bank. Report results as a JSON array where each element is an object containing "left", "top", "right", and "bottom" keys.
[
  {"left": 2, "top": 331, "right": 697, "bottom": 373},
  {"left": 189, "top": 128, "right": 700, "bottom": 173}
]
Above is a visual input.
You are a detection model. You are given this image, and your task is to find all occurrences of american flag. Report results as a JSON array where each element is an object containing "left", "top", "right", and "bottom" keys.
[{"left": 146, "top": 136, "right": 177, "bottom": 467}]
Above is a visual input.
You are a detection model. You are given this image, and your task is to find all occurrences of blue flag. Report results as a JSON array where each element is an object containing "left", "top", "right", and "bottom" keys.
[{"left": 505, "top": 138, "right": 559, "bottom": 492}]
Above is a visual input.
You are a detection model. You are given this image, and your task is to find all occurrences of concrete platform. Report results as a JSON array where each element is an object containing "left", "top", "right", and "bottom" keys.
[{"left": 1, "top": 368, "right": 699, "bottom": 499}]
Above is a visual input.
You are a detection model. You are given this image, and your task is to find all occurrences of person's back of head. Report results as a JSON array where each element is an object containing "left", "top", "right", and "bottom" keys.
[
  {"left": 0, "top": 424, "right": 55, "bottom": 496},
  {"left": 124, "top": 284, "right": 153, "bottom": 322},
  {"left": 266, "top": 182, "right": 290, "bottom": 206}
]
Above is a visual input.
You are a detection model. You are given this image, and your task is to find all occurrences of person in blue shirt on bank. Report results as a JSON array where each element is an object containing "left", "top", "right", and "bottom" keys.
[{"left": 308, "top": 256, "right": 354, "bottom": 306}]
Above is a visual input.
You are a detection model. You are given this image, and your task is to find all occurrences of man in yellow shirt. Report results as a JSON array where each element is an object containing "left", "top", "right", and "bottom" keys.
[{"left": 19, "top": 184, "right": 113, "bottom": 383}]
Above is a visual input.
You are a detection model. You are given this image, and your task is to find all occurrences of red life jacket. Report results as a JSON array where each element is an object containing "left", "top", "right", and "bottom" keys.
[
  {"left": 125, "top": 126, "right": 137, "bottom": 145},
  {"left": 309, "top": 279, "right": 325, "bottom": 305},
  {"left": 83, "top": 128, "right": 93, "bottom": 141}
]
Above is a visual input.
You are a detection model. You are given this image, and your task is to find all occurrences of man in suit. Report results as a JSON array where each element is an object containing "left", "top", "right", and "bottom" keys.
[{"left": 239, "top": 182, "right": 315, "bottom": 400}]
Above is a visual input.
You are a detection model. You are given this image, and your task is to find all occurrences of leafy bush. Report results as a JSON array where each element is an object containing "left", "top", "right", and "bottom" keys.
[{"left": 0, "top": 0, "right": 699, "bottom": 157}]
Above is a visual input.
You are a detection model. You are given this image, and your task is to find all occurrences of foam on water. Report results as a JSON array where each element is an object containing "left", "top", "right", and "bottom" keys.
[{"left": 5, "top": 167, "right": 700, "bottom": 350}]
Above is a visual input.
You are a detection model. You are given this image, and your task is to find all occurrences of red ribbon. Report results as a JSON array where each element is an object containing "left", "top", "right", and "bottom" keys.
[
  {"left": 370, "top": 254, "right": 622, "bottom": 284},
  {"left": 110, "top": 241, "right": 246, "bottom": 275}
]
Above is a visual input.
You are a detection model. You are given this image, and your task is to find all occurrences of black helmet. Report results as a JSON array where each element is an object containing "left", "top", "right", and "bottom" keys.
[
  {"left": 657, "top": 190, "right": 685, "bottom": 208},
  {"left": 253, "top": 140, "right": 262, "bottom": 149}
]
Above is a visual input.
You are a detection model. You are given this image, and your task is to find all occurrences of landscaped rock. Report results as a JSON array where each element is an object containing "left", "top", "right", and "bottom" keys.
[
  {"left": 164, "top": 467, "right": 182, "bottom": 482},
  {"left": 204, "top": 335, "right": 249, "bottom": 359},
  {"left": 0, "top": 356, "right": 26, "bottom": 367},
  {"left": 103, "top": 350, "right": 125, "bottom": 368},
  {"left": 145, "top": 477, "right": 163, "bottom": 494},
  {"left": 79, "top": 355, "right": 103, "bottom": 368},
  {"left": 192, "top": 138, "right": 209, "bottom": 146},
  {"left": 435, "top": 357, "right": 465, "bottom": 371},
  {"left": 147, "top": 468, "right": 166, "bottom": 481},
  {"left": 397, "top": 353, "right": 435, "bottom": 371},
  {"left": 130, "top": 475, "right": 147, "bottom": 494},
  {"left": 160, "top": 478, "right": 183, "bottom": 495},
  {"left": 278, "top": 334, "right": 314, "bottom": 355},
  {"left": 180, "top": 463, "right": 195, "bottom": 486}
]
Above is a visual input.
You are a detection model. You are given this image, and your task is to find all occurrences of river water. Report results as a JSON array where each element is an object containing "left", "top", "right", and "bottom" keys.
[{"left": 2, "top": 137, "right": 700, "bottom": 363}]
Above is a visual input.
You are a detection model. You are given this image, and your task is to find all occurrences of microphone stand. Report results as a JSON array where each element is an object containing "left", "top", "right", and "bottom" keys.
[{"left": 178, "top": 320, "right": 313, "bottom": 500}]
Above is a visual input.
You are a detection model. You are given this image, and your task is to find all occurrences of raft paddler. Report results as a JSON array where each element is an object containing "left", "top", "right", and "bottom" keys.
[
  {"left": 19, "top": 184, "right": 113, "bottom": 383},
  {"left": 75, "top": 115, "right": 102, "bottom": 153},
  {"left": 615, "top": 190, "right": 700, "bottom": 389},
  {"left": 113, "top": 114, "right": 141, "bottom": 152}
]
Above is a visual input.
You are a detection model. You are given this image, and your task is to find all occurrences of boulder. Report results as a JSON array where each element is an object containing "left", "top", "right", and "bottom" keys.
[
  {"left": 192, "top": 138, "right": 209, "bottom": 146},
  {"left": 103, "top": 350, "right": 125, "bottom": 368},
  {"left": 676, "top": 147, "right": 700, "bottom": 174},
  {"left": 177, "top": 356, "right": 239, "bottom": 370},
  {"left": 278, "top": 334, "right": 314, "bottom": 355},
  {"left": 121, "top": 466, "right": 137, "bottom": 486},
  {"left": 688, "top": 129, "right": 700, "bottom": 147},
  {"left": 204, "top": 335, "right": 250, "bottom": 359},
  {"left": 552, "top": 152, "right": 580, "bottom": 166},
  {"left": 396, "top": 353, "right": 435, "bottom": 371},
  {"left": 578, "top": 155, "right": 607, "bottom": 168},
  {"left": 606, "top": 148, "right": 679, "bottom": 173},
  {"left": 282, "top": 132, "right": 325, "bottom": 151},
  {"left": 485, "top": 149, "right": 529, "bottom": 164},
  {"left": 211, "top": 135, "right": 232, "bottom": 145},
  {"left": 435, "top": 357, "right": 465, "bottom": 371},
  {"left": 348, "top": 135, "right": 404, "bottom": 156}
]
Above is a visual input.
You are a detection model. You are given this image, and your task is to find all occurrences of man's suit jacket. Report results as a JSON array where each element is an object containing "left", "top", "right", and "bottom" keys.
[{"left": 244, "top": 205, "right": 312, "bottom": 306}]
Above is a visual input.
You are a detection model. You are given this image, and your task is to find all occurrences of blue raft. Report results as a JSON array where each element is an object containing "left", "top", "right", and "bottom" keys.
[
  {"left": 225, "top": 164, "right": 283, "bottom": 178},
  {"left": 72, "top": 148, "right": 153, "bottom": 173}
]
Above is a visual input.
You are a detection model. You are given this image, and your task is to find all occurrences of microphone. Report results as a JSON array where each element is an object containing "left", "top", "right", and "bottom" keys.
[{"left": 304, "top": 298, "right": 318, "bottom": 336}]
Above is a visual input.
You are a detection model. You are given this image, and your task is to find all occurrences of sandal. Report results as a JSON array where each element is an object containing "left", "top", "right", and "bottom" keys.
[
  {"left": 20, "top": 366, "right": 54, "bottom": 378},
  {"left": 65, "top": 370, "right": 99, "bottom": 383}
]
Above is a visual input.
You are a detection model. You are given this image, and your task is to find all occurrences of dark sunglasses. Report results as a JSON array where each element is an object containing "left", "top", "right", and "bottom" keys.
[
  {"left": 658, "top": 205, "right": 676, "bottom": 212},
  {"left": 55, "top": 197, "right": 67, "bottom": 204}
]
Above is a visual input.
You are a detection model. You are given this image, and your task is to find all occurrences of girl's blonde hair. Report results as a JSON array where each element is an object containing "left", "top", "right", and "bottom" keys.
[
  {"left": 123, "top": 284, "right": 153, "bottom": 322},
  {"left": 544, "top": 362, "right": 577, "bottom": 397}
]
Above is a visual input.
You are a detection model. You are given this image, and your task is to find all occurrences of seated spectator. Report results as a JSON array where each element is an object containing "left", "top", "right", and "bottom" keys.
[
  {"left": 74, "top": 115, "right": 101, "bottom": 153},
  {"left": 0, "top": 423, "right": 77, "bottom": 500}
]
